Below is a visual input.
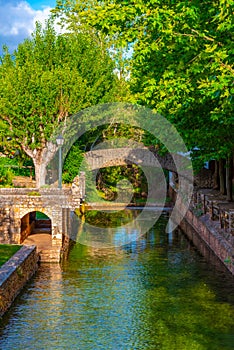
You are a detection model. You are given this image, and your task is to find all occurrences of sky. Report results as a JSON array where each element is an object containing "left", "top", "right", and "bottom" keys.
[{"left": 0, "top": 0, "right": 57, "bottom": 53}]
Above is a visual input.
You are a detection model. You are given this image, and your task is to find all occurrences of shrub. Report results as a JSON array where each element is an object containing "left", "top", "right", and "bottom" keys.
[{"left": 0, "top": 158, "right": 14, "bottom": 187}]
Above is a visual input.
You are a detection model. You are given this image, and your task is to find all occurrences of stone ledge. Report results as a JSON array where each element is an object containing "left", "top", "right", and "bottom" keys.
[
  {"left": 0, "top": 245, "right": 39, "bottom": 317},
  {"left": 0, "top": 246, "right": 35, "bottom": 283}
]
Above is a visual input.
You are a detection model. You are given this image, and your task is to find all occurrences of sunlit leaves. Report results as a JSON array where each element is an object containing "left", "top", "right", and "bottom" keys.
[
  {"left": 56, "top": 0, "right": 234, "bottom": 162},
  {"left": 0, "top": 20, "right": 116, "bottom": 153}
]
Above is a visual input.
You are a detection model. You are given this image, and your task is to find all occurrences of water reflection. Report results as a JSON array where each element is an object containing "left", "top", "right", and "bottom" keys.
[
  {"left": 71, "top": 208, "right": 164, "bottom": 248},
  {"left": 0, "top": 211, "right": 233, "bottom": 350}
]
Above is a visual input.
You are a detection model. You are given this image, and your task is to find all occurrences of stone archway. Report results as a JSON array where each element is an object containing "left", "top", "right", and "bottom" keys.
[{"left": 20, "top": 211, "right": 52, "bottom": 248}]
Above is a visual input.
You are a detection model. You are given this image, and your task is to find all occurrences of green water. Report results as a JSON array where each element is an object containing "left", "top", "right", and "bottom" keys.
[{"left": 0, "top": 211, "right": 233, "bottom": 350}]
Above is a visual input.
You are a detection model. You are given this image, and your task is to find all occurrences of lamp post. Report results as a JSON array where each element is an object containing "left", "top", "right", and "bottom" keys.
[{"left": 56, "top": 135, "right": 64, "bottom": 189}]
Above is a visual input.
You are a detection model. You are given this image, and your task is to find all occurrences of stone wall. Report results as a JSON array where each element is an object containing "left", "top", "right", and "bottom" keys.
[
  {"left": 0, "top": 245, "right": 38, "bottom": 317},
  {"left": 0, "top": 188, "right": 80, "bottom": 246},
  {"left": 178, "top": 217, "right": 233, "bottom": 273},
  {"left": 169, "top": 186, "right": 234, "bottom": 275},
  {"left": 0, "top": 207, "right": 12, "bottom": 244}
]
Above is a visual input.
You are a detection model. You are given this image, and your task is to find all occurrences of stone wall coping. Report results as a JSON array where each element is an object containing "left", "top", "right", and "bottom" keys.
[
  {"left": 0, "top": 245, "right": 36, "bottom": 286},
  {"left": 0, "top": 188, "right": 72, "bottom": 196}
]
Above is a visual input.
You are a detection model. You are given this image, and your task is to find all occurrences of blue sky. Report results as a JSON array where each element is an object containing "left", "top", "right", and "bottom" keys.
[
  {"left": 0, "top": 0, "right": 57, "bottom": 53},
  {"left": 28, "top": 0, "right": 56, "bottom": 10}
]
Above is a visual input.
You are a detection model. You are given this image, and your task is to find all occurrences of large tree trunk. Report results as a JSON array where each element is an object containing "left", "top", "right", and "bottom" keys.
[
  {"left": 22, "top": 142, "right": 58, "bottom": 188},
  {"left": 219, "top": 159, "right": 226, "bottom": 195},
  {"left": 226, "top": 156, "right": 233, "bottom": 202},
  {"left": 33, "top": 160, "right": 48, "bottom": 188},
  {"left": 213, "top": 160, "right": 219, "bottom": 190}
]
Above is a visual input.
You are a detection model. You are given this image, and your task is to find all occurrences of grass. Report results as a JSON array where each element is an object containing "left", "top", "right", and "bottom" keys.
[{"left": 0, "top": 244, "right": 21, "bottom": 268}]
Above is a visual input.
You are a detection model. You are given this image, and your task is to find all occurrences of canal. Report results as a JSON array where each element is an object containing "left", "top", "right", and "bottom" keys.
[{"left": 0, "top": 210, "right": 233, "bottom": 350}]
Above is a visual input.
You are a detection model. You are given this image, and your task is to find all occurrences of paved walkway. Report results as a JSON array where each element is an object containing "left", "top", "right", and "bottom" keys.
[
  {"left": 23, "top": 231, "right": 52, "bottom": 251},
  {"left": 199, "top": 188, "right": 234, "bottom": 209}
]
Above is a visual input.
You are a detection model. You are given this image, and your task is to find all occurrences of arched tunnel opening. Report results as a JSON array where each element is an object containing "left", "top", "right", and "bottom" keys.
[{"left": 20, "top": 211, "right": 52, "bottom": 248}]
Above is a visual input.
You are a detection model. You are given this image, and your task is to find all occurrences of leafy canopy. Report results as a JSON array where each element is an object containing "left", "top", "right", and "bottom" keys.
[
  {"left": 54, "top": 0, "right": 234, "bottom": 162},
  {"left": 0, "top": 20, "right": 117, "bottom": 154}
]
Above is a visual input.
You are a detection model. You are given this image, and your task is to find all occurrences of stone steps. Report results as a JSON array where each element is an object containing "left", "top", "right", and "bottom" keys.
[
  {"left": 12, "top": 176, "right": 36, "bottom": 188},
  {"left": 38, "top": 247, "right": 61, "bottom": 262},
  {"left": 32, "top": 228, "right": 51, "bottom": 234}
]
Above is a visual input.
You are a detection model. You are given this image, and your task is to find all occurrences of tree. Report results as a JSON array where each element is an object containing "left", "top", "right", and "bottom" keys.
[
  {"left": 54, "top": 0, "right": 234, "bottom": 199},
  {"left": 0, "top": 20, "right": 120, "bottom": 187}
]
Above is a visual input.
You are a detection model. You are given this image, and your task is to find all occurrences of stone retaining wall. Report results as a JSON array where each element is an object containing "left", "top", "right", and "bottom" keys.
[
  {"left": 169, "top": 186, "right": 234, "bottom": 275},
  {"left": 0, "top": 245, "right": 39, "bottom": 317}
]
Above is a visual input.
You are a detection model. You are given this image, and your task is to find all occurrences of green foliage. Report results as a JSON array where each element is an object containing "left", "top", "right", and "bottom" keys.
[
  {"left": 0, "top": 21, "right": 116, "bottom": 153},
  {"left": 80, "top": 209, "right": 136, "bottom": 227},
  {"left": 224, "top": 256, "right": 232, "bottom": 264},
  {"left": 55, "top": 0, "right": 234, "bottom": 164},
  {"left": 0, "top": 19, "right": 121, "bottom": 186},
  {"left": 0, "top": 168, "right": 13, "bottom": 187},
  {"left": 35, "top": 212, "right": 50, "bottom": 219},
  {"left": 85, "top": 167, "right": 103, "bottom": 202},
  {"left": 0, "top": 157, "right": 14, "bottom": 187},
  {"left": 62, "top": 139, "right": 101, "bottom": 201},
  {"left": 192, "top": 203, "right": 204, "bottom": 217},
  {"left": 63, "top": 141, "right": 84, "bottom": 183},
  {"left": 97, "top": 164, "right": 147, "bottom": 201},
  {"left": 0, "top": 156, "right": 34, "bottom": 186}
]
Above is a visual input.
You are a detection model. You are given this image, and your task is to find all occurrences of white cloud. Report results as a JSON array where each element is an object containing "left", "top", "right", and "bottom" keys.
[{"left": 0, "top": 1, "right": 52, "bottom": 53}]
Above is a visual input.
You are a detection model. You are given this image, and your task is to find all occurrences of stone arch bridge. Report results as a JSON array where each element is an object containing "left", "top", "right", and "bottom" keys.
[
  {"left": 84, "top": 147, "right": 213, "bottom": 187},
  {"left": 85, "top": 147, "right": 178, "bottom": 172}
]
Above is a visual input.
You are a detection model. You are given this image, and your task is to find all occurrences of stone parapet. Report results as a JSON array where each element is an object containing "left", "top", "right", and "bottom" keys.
[{"left": 0, "top": 245, "right": 38, "bottom": 317}]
